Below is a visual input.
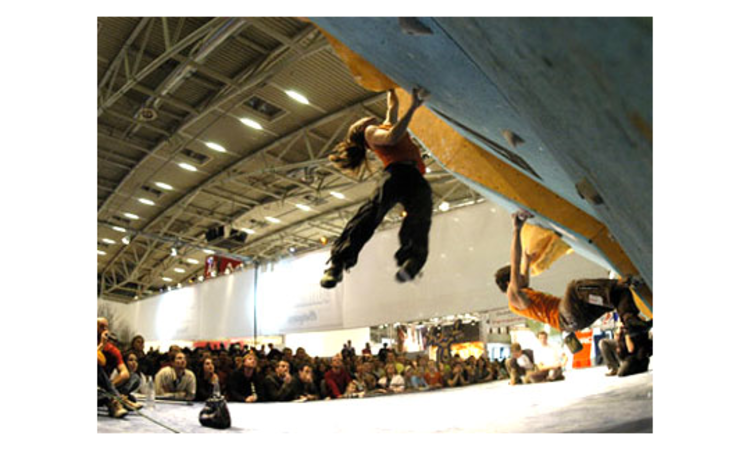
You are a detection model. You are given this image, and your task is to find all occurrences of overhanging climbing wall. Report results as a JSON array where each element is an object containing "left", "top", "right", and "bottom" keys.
[{"left": 311, "top": 17, "right": 652, "bottom": 299}]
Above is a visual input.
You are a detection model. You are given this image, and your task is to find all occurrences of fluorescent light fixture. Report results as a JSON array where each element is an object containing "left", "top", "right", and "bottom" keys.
[
  {"left": 241, "top": 228, "right": 256, "bottom": 235},
  {"left": 186, "top": 258, "right": 200, "bottom": 265},
  {"left": 330, "top": 191, "right": 345, "bottom": 199},
  {"left": 265, "top": 216, "right": 281, "bottom": 224},
  {"left": 97, "top": 250, "right": 106, "bottom": 255},
  {"left": 285, "top": 90, "right": 309, "bottom": 105},
  {"left": 203, "top": 249, "right": 215, "bottom": 255},
  {"left": 155, "top": 182, "right": 173, "bottom": 191},
  {"left": 205, "top": 142, "right": 226, "bottom": 153},
  {"left": 170, "top": 248, "right": 177, "bottom": 256},
  {"left": 121, "top": 237, "right": 130, "bottom": 245},
  {"left": 123, "top": 212, "right": 139, "bottom": 220},
  {"left": 174, "top": 268, "right": 185, "bottom": 273},
  {"left": 295, "top": 203, "right": 312, "bottom": 212},
  {"left": 426, "top": 167, "right": 432, "bottom": 173},
  {"left": 178, "top": 162, "right": 197, "bottom": 172},
  {"left": 289, "top": 247, "right": 297, "bottom": 253},
  {"left": 240, "top": 118, "right": 263, "bottom": 130},
  {"left": 439, "top": 201, "right": 450, "bottom": 212},
  {"left": 112, "top": 226, "right": 127, "bottom": 233},
  {"left": 102, "top": 238, "right": 116, "bottom": 245},
  {"left": 138, "top": 198, "right": 155, "bottom": 206},
  {"left": 162, "top": 277, "right": 173, "bottom": 282}
]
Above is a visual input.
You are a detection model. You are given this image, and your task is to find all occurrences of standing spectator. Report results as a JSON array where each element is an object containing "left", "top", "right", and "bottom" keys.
[
  {"left": 324, "top": 354, "right": 352, "bottom": 399},
  {"left": 228, "top": 353, "right": 264, "bottom": 403},
  {"left": 362, "top": 343, "right": 373, "bottom": 356},
  {"left": 154, "top": 351, "right": 196, "bottom": 401},
  {"left": 195, "top": 356, "right": 220, "bottom": 402},
  {"left": 266, "top": 343, "right": 282, "bottom": 361},
  {"left": 377, "top": 343, "right": 389, "bottom": 363},
  {"left": 263, "top": 360, "right": 296, "bottom": 402}
]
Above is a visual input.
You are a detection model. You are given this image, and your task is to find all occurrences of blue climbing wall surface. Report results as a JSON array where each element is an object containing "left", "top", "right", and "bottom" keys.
[{"left": 311, "top": 17, "right": 652, "bottom": 288}]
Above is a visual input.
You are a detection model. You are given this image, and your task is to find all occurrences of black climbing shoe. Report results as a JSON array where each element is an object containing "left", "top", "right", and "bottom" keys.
[
  {"left": 320, "top": 266, "right": 343, "bottom": 289},
  {"left": 395, "top": 258, "right": 421, "bottom": 283}
]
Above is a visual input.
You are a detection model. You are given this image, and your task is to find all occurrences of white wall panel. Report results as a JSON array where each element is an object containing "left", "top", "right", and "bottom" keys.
[{"left": 284, "top": 327, "right": 371, "bottom": 358}]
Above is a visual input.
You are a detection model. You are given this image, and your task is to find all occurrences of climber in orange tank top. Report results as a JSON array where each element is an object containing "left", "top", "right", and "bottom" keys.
[
  {"left": 494, "top": 211, "right": 652, "bottom": 375},
  {"left": 321, "top": 87, "right": 432, "bottom": 288}
]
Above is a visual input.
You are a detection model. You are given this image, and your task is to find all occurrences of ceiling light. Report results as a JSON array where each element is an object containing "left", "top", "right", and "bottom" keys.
[
  {"left": 240, "top": 118, "right": 263, "bottom": 130},
  {"left": 123, "top": 212, "right": 139, "bottom": 220},
  {"left": 138, "top": 198, "right": 155, "bottom": 206},
  {"left": 198, "top": 275, "right": 205, "bottom": 282},
  {"left": 121, "top": 237, "right": 130, "bottom": 245},
  {"left": 330, "top": 191, "right": 345, "bottom": 200},
  {"left": 97, "top": 250, "right": 106, "bottom": 256},
  {"left": 289, "top": 247, "right": 297, "bottom": 253},
  {"left": 295, "top": 203, "right": 312, "bottom": 212},
  {"left": 426, "top": 167, "right": 432, "bottom": 173},
  {"left": 400, "top": 211, "right": 408, "bottom": 218},
  {"left": 265, "top": 216, "right": 281, "bottom": 224},
  {"left": 285, "top": 90, "right": 310, "bottom": 105},
  {"left": 186, "top": 258, "right": 200, "bottom": 265},
  {"left": 320, "top": 236, "right": 328, "bottom": 245},
  {"left": 174, "top": 268, "right": 185, "bottom": 273},
  {"left": 155, "top": 182, "right": 173, "bottom": 191},
  {"left": 203, "top": 249, "right": 215, "bottom": 255},
  {"left": 177, "top": 283, "right": 183, "bottom": 289},
  {"left": 205, "top": 142, "right": 226, "bottom": 153},
  {"left": 241, "top": 228, "right": 256, "bottom": 235},
  {"left": 439, "top": 201, "right": 450, "bottom": 212},
  {"left": 162, "top": 277, "right": 173, "bottom": 282},
  {"left": 112, "top": 226, "right": 127, "bottom": 233},
  {"left": 102, "top": 238, "right": 116, "bottom": 245},
  {"left": 178, "top": 162, "right": 197, "bottom": 172}
]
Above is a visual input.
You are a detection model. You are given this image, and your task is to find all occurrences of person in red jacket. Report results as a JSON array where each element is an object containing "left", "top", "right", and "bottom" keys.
[
  {"left": 321, "top": 87, "right": 432, "bottom": 288},
  {"left": 323, "top": 354, "right": 352, "bottom": 399}
]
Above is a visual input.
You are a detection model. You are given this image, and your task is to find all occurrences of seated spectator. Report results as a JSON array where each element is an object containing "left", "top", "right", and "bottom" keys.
[
  {"left": 228, "top": 353, "right": 264, "bottom": 403},
  {"left": 533, "top": 331, "right": 566, "bottom": 382},
  {"left": 110, "top": 350, "right": 145, "bottom": 409},
  {"left": 345, "top": 363, "right": 377, "bottom": 398},
  {"left": 263, "top": 360, "right": 297, "bottom": 402},
  {"left": 361, "top": 361, "right": 379, "bottom": 391},
  {"left": 195, "top": 356, "right": 220, "bottom": 402},
  {"left": 154, "top": 351, "right": 196, "bottom": 401},
  {"left": 505, "top": 343, "right": 536, "bottom": 385},
  {"left": 423, "top": 360, "right": 444, "bottom": 388},
  {"left": 288, "top": 363, "right": 320, "bottom": 402},
  {"left": 377, "top": 363, "right": 405, "bottom": 393},
  {"left": 405, "top": 366, "right": 428, "bottom": 390},
  {"left": 371, "top": 359, "right": 386, "bottom": 379},
  {"left": 324, "top": 354, "right": 352, "bottom": 399},
  {"left": 445, "top": 361, "right": 469, "bottom": 388},
  {"left": 474, "top": 356, "right": 494, "bottom": 383},
  {"left": 600, "top": 321, "right": 652, "bottom": 377},
  {"left": 97, "top": 318, "right": 128, "bottom": 418},
  {"left": 385, "top": 352, "right": 405, "bottom": 375}
]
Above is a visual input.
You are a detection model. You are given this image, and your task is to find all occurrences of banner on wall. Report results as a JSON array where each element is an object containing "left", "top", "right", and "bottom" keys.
[
  {"left": 256, "top": 252, "right": 344, "bottom": 335},
  {"left": 205, "top": 255, "right": 242, "bottom": 278}
]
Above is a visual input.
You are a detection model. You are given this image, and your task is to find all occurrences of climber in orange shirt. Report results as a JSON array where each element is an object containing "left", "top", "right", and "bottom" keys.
[
  {"left": 321, "top": 87, "right": 432, "bottom": 288},
  {"left": 495, "top": 211, "right": 651, "bottom": 373}
]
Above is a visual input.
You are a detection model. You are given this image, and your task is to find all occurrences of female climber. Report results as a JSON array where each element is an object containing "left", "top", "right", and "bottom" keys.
[{"left": 320, "top": 87, "right": 432, "bottom": 288}]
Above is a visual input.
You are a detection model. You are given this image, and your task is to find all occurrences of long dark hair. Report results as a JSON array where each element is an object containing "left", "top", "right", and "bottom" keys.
[{"left": 329, "top": 119, "right": 371, "bottom": 175}]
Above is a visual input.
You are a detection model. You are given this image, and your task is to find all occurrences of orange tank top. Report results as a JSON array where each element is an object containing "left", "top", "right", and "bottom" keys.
[
  {"left": 368, "top": 124, "right": 426, "bottom": 174},
  {"left": 509, "top": 288, "right": 562, "bottom": 331}
]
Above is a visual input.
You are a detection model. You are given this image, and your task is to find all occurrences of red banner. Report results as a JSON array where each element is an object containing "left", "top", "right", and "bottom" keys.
[{"left": 572, "top": 330, "right": 593, "bottom": 369}]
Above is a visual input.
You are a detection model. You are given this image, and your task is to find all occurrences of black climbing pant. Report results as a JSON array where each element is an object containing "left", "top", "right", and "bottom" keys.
[{"left": 329, "top": 162, "right": 433, "bottom": 274}]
